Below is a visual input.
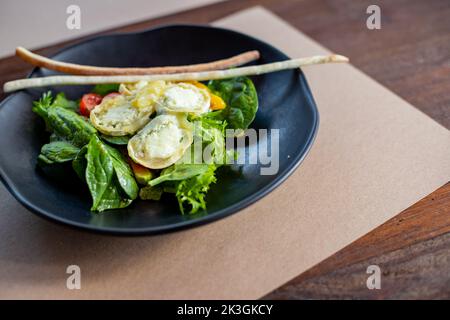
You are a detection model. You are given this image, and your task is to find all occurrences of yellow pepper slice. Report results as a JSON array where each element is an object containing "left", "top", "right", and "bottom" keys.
[{"left": 209, "top": 94, "right": 226, "bottom": 110}]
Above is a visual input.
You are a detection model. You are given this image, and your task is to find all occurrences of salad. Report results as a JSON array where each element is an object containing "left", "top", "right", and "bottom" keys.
[
  {"left": 33, "top": 77, "right": 258, "bottom": 214},
  {"left": 5, "top": 46, "right": 347, "bottom": 215}
]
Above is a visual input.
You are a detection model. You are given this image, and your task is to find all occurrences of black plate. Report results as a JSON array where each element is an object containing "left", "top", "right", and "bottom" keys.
[{"left": 0, "top": 25, "right": 318, "bottom": 235}]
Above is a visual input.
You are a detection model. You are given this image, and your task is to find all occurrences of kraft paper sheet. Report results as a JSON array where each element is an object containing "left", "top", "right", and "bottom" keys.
[{"left": 0, "top": 7, "right": 449, "bottom": 299}]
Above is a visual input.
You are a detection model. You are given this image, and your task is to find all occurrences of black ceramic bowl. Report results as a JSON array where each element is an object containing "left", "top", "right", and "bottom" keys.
[{"left": 0, "top": 25, "right": 318, "bottom": 235}]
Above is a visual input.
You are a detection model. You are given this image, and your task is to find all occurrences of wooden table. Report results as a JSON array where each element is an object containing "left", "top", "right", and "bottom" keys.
[{"left": 1, "top": 0, "right": 449, "bottom": 299}]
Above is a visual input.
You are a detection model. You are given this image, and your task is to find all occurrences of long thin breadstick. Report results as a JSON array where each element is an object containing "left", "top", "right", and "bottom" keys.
[
  {"left": 16, "top": 47, "right": 260, "bottom": 75},
  {"left": 4, "top": 55, "right": 349, "bottom": 93}
]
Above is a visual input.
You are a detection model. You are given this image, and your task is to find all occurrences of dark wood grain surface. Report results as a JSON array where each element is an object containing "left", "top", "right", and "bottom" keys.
[{"left": 0, "top": 0, "right": 449, "bottom": 299}]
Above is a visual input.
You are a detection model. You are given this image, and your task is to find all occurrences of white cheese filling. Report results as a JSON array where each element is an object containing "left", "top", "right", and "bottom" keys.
[
  {"left": 145, "top": 119, "right": 183, "bottom": 159},
  {"left": 102, "top": 101, "right": 138, "bottom": 124}
]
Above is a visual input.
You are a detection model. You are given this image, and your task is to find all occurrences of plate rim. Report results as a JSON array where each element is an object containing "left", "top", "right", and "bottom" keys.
[{"left": 0, "top": 24, "right": 319, "bottom": 236}]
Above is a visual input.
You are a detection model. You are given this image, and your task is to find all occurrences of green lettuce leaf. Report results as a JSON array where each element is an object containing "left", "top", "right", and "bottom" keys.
[
  {"left": 149, "top": 164, "right": 209, "bottom": 187},
  {"left": 195, "top": 115, "right": 227, "bottom": 165},
  {"left": 175, "top": 164, "right": 217, "bottom": 214}
]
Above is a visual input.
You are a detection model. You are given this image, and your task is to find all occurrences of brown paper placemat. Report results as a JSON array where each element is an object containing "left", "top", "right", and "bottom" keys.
[{"left": 0, "top": 7, "right": 449, "bottom": 299}]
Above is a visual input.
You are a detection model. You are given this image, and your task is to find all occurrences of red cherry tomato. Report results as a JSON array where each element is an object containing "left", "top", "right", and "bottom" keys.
[
  {"left": 103, "top": 92, "right": 121, "bottom": 100},
  {"left": 79, "top": 93, "right": 103, "bottom": 116}
]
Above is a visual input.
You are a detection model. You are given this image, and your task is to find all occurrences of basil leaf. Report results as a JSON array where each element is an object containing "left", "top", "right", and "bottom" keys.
[
  {"left": 38, "top": 141, "right": 80, "bottom": 165},
  {"left": 207, "top": 77, "right": 258, "bottom": 130},
  {"left": 85, "top": 136, "right": 138, "bottom": 212}
]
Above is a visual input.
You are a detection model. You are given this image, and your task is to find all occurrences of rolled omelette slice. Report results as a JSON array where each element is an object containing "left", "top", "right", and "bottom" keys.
[
  {"left": 127, "top": 114, "right": 193, "bottom": 169},
  {"left": 90, "top": 80, "right": 166, "bottom": 136}
]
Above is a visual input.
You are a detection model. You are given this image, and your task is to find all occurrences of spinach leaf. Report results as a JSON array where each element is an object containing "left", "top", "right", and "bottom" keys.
[
  {"left": 91, "top": 175, "right": 131, "bottom": 212},
  {"left": 38, "top": 141, "right": 80, "bottom": 165},
  {"left": 101, "top": 134, "right": 131, "bottom": 145},
  {"left": 207, "top": 77, "right": 258, "bottom": 130},
  {"left": 72, "top": 145, "right": 88, "bottom": 182},
  {"left": 149, "top": 164, "right": 209, "bottom": 187},
  {"left": 46, "top": 107, "right": 97, "bottom": 147},
  {"left": 85, "top": 136, "right": 138, "bottom": 212},
  {"left": 52, "top": 92, "right": 79, "bottom": 112},
  {"left": 92, "top": 84, "right": 120, "bottom": 96},
  {"left": 33, "top": 92, "right": 96, "bottom": 147},
  {"left": 104, "top": 143, "right": 139, "bottom": 199}
]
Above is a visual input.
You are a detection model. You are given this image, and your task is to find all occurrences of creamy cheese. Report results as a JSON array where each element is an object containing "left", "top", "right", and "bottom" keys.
[
  {"left": 102, "top": 100, "right": 138, "bottom": 123},
  {"left": 145, "top": 119, "right": 183, "bottom": 159}
]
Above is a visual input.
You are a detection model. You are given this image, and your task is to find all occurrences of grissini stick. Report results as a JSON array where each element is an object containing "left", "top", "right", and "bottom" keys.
[
  {"left": 15, "top": 47, "right": 260, "bottom": 75},
  {"left": 4, "top": 54, "right": 349, "bottom": 93}
]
